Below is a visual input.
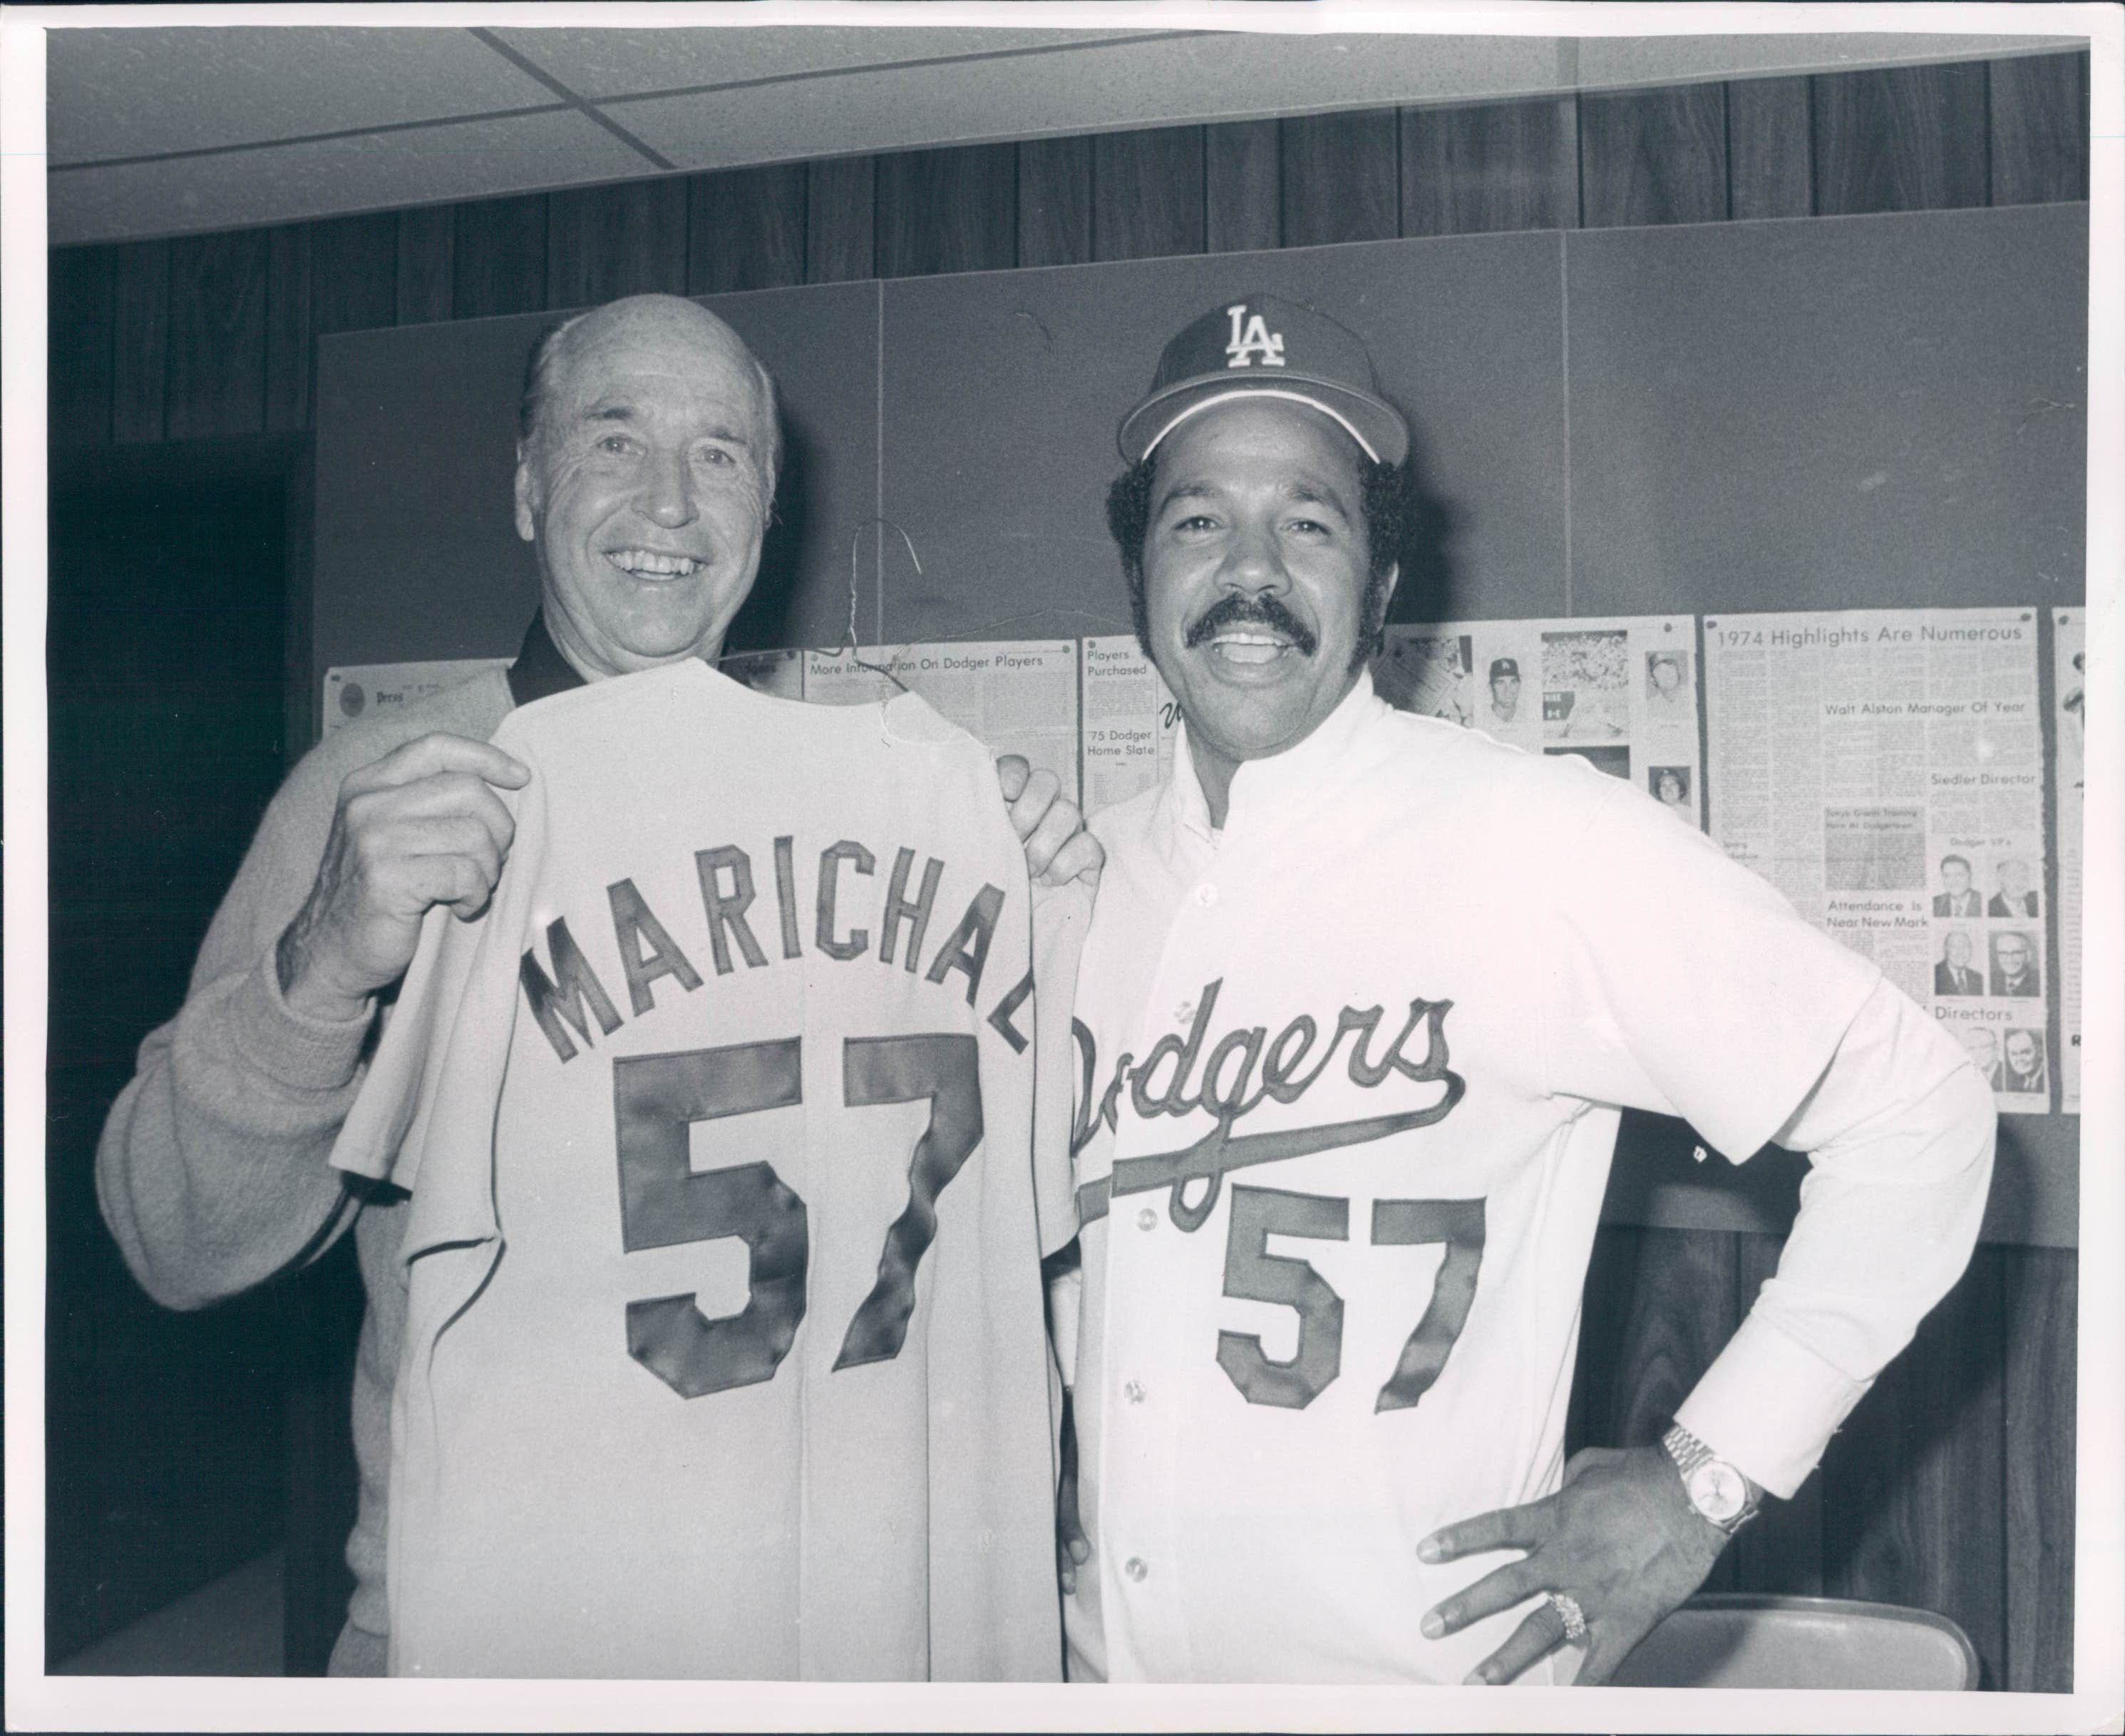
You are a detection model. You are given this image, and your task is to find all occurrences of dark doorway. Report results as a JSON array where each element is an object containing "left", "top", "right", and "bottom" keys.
[{"left": 45, "top": 473, "right": 299, "bottom": 1667}]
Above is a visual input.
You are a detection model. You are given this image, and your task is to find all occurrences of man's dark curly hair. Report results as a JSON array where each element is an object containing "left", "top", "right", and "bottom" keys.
[{"left": 1106, "top": 447, "right": 1408, "bottom": 673}]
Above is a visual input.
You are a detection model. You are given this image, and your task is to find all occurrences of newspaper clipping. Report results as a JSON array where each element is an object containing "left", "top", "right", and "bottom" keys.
[
  {"left": 1704, "top": 607, "right": 2049, "bottom": 1114},
  {"left": 322, "top": 658, "right": 513, "bottom": 738},
  {"left": 803, "top": 640, "right": 1081, "bottom": 801},
  {"left": 716, "top": 647, "right": 805, "bottom": 701},
  {"left": 1080, "top": 635, "right": 1179, "bottom": 816},
  {"left": 1377, "top": 615, "right": 1704, "bottom": 826},
  {"left": 2054, "top": 607, "right": 2084, "bottom": 1114}
]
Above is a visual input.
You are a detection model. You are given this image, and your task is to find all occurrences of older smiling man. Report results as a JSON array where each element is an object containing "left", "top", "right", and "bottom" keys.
[
  {"left": 97, "top": 294, "right": 1096, "bottom": 1678},
  {"left": 1051, "top": 292, "right": 1995, "bottom": 1688}
]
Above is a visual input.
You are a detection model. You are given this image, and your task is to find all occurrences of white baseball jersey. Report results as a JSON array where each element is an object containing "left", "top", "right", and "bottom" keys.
[
  {"left": 333, "top": 659, "right": 1082, "bottom": 1680},
  {"left": 1063, "top": 674, "right": 1879, "bottom": 1684}
]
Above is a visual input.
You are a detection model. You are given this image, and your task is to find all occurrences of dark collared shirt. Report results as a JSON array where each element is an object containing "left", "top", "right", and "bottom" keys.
[{"left": 508, "top": 610, "right": 587, "bottom": 708}]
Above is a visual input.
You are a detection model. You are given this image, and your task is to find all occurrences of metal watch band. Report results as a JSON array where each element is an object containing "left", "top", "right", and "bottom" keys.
[
  {"left": 1662, "top": 1422, "right": 1714, "bottom": 1479},
  {"left": 1662, "top": 1423, "right": 1759, "bottom": 1534}
]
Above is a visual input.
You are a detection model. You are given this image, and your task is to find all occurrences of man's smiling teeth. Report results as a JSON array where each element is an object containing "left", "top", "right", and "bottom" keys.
[
  {"left": 611, "top": 549, "right": 703, "bottom": 577},
  {"left": 1211, "top": 630, "right": 1292, "bottom": 664}
]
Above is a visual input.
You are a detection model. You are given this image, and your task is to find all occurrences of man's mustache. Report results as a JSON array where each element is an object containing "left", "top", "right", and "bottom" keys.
[{"left": 1183, "top": 593, "right": 1319, "bottom": 657}]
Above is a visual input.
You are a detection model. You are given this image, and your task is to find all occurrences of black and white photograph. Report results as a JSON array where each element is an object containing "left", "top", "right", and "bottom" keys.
[
  {"left": 1933, "top": 851, "right": 1985, "bottom": 917},
  {"left": 1990, "top": 929, "right": 2044, "bottom": 999},
  {"left": 1649, "top": 764, "right": 1693, "bottom": 816},
  {"left": 4, "top": 5, "right": 2119, "bottom": 1732},
  {"left": 2003, "top": 1029, "right": 2051, "bottom": 1099},
  {"left": 1991, "top": 854, "right": 2043, "bottom": 918},
  {"left": 1935, "top": 928, "right": 1984, "bottom": 998},
  {"left": 1643, "top": 649, "right": 1692, "bottom": 720},
  {"left": 1540, "top": 627, "right": 1631, "bottom": 742},
  {"left": 1375, "top": 630, "right": 1475, "bottom": 724},
  {"left": 1486, "top": 654, "right": 1523, "bottom": 726},
  {"left": 1545, "top": 740, "right": 1633, "bottom": 781}
]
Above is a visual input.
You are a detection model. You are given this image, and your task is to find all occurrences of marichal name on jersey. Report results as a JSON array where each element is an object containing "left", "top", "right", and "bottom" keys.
[{"left": 516, "top": 833, "right": 1034, "bottom": 1064}]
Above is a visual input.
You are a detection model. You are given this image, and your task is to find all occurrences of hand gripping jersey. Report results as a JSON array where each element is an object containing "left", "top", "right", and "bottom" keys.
[
  {"left": 1063, "top": 677, "right": 1878, "bottom": 1685},
  {"left": 332, "top": 660, "right": 1083, "bottom": 1680}
]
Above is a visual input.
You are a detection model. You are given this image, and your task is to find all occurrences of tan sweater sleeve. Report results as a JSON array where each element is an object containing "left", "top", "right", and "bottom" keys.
[{"left": 93, "top": 673, "right": 513, "bottom": 1309}]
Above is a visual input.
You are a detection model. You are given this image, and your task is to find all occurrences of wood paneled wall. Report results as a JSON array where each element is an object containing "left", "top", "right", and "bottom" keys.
[
  {"left": 51, "top": 53, "right": 2091, "bottom": 451},
  {"left": 45, "top": 51, "right": 2087, "bottom": 1690}
]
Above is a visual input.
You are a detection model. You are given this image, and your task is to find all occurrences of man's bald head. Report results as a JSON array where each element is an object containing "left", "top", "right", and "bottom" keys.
[
  {"left": 520, "top": 294, "right": 782, "bottom": 492},
  {"left": 511, "top": 294, "right": 783, "bottom": 681}
]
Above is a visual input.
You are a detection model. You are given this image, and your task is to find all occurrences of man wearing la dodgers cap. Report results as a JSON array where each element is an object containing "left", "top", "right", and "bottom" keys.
[
  {"left": 1118, "top": 293, "right": 1411, "bottom": 468},
  {"left": 1050, "top": 292, "right": 1996, "bottom": 1685},
  {"left": 1488, "top": 656, "right": 1521, "bottom": 724}
]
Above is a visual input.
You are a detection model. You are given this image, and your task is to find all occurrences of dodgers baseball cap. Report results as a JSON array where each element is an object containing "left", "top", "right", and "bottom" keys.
[
  {"left": 1490, "top": 657, "right": 1519, "bottom": 680},
  {"left": 1118, "top": 292, "right": 1409, "bottom": 467}
]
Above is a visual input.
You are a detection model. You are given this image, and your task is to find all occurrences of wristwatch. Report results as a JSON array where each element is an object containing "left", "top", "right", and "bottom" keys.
[{"left": 1661, "top": 1424, "right": 1761, "bottom": 1536}]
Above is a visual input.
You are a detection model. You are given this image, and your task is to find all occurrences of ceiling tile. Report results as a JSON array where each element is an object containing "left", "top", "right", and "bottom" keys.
[
  {"left": 486, "top": 24, "right": 1162, "bottom": 100},
  {"left": 621, "top": 33, "right": 1568, "bottom": 170},
  {"left": 48, "top": 111, "right": 652, "bottom": 247},
  {"left": 41, "top": 24, "right": 2089, "bottom": 247},
  {"left": 1576, "top": 31, "right": 2086, "bottom": 90},
  {"left": 46, "top": 27, "right": 558, "bottom": 166}
]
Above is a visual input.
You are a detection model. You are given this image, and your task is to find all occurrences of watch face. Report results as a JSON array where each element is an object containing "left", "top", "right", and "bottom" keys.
[{"left": 1687, "top": 1462, "right": 1749, "bottom": 1524}]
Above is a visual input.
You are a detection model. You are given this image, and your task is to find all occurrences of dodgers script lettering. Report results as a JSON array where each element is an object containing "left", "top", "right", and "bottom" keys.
[{"left": 1073, "top": 980, "right": 1467, "bottom": 1228}]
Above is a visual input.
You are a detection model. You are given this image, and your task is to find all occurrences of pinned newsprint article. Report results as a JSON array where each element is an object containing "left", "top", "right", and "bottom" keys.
[
  {"left": 1377, "top": 616, "right": 1704, "bottom": 826},
  {"left": 1080, "top": 635, "right": 1179, "bottom": 816},
  {"left": 801, "top": 640, "right": 1081, "bottom": 802},
  {"left": 2055, "top": 607, "right": 2085, "bottom": 1113},
  {"left": 321, "top": 658, "right": 512, "bottom": 737},
  {"left": 1704, "top": 607, "right": 2051, "bottom": 1114},
  {"left": 717, "top": 646, "right": 805, "bottom": 701},
  {"left": 326, "top": 652, "right": 803, "bottom": 737}
]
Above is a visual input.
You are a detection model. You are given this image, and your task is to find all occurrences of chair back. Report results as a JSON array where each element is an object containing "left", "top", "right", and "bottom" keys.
[{"left": 1610, "top": 1593, "right": 1981, "bottom": 1690}]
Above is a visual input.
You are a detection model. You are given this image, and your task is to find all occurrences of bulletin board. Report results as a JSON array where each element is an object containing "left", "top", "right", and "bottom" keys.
[{"left": 313, "top": 200, "right": 2088, "bottom": 1246}]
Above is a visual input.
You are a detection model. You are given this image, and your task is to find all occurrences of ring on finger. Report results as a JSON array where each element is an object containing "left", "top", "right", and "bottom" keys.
[{"left": 1544, "top": 1591, "right": 1589, "bottom": 1646}]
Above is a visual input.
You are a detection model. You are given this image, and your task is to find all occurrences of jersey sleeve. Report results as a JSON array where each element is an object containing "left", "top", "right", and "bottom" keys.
[
  {"left": 1674, "top": 980, "right": 1995, "bottom": 1494},
  {"left": 1029, "top": 876, "right": 1094, "bottom": 1260},
  {"left": 329, "top": 903, "right": 463, "bottom": 1194},
  {"left": 1535, "top": 776, "right": 1883, "bottom": 1161},
  {"left": 329, "top": 746, "right": 542, "bottom": 1257}
]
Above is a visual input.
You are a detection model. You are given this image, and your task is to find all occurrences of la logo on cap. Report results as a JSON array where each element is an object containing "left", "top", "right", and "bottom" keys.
[{"left": 1224, "top": 302, "right": 1286, "bottom": 370}]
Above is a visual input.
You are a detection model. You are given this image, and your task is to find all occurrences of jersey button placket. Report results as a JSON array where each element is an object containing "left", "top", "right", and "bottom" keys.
[
  {"left": 1103, "top": 1134, "right": 1189, "bottom": 1671},
  {"left": 1118, "top": 1136, "right": 1200, "bottom": 1673},
  {"left": 1105, "top": 851, "right": 1223, "bottom": 1678},
  {"left": 1098, "top": 1115, "right": 1158, "bottom": 1671},
  {"left": 1159, "top": 858, "right": 1250, "bottom": 1678}
]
